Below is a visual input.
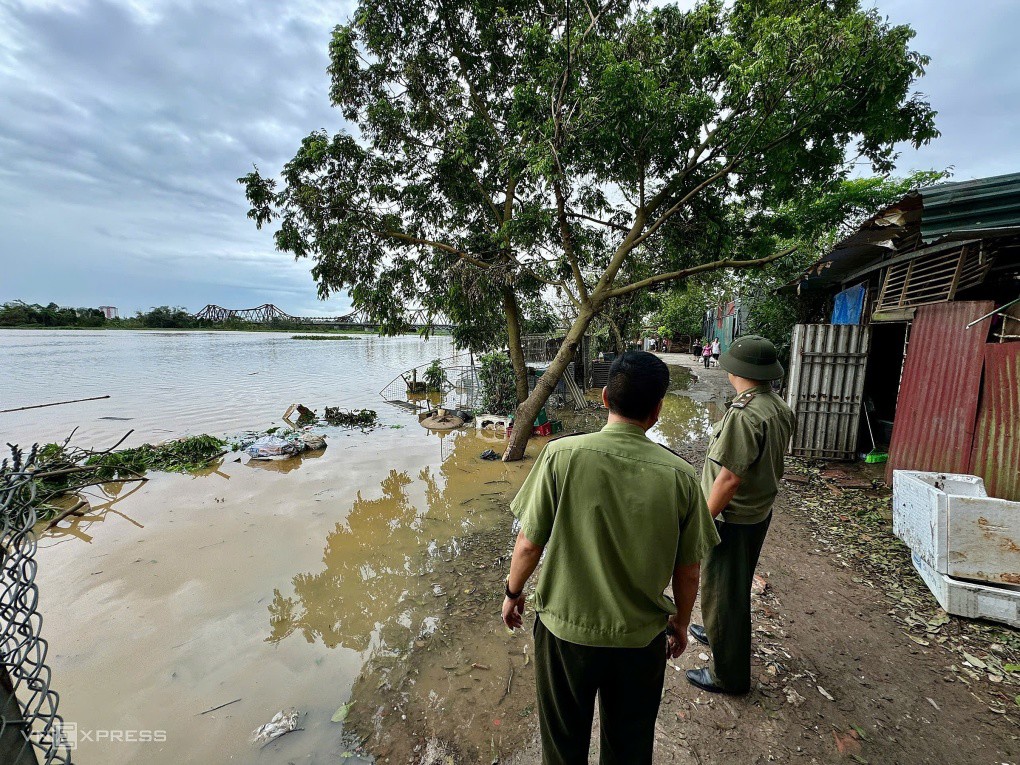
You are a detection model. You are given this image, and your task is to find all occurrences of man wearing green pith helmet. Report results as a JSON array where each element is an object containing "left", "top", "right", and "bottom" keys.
[{"left": 686, "top": 335, "right": 796, "bottom": 695}]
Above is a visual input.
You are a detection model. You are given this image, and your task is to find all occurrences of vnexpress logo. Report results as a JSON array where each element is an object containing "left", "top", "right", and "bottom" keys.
[
  {"left": 32, "top": 723, "right": 167, "bottom": 749},
  {"left": 31, "top": 721, "right": 76, "bottom": 750}
]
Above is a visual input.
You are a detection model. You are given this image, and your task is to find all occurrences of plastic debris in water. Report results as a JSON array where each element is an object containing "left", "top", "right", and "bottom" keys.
[{"left": 252, "top": 709, "right": 301, "bottom": 747}]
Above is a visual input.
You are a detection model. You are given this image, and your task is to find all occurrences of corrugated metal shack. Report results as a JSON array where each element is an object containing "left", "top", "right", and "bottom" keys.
[
  {"left": 783, "top": 173, "right": 1020, "bottom": 500},
  {"left": 701, "top": 299, "right": 746, "bottom": 352}
]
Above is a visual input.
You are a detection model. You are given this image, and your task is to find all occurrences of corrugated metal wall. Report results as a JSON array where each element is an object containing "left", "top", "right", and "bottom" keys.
[
  {"left": 970, "top": 343, "right": 1020, "bottom": 501},
  {"left": 885, "top": 301, "right": 996, "bottom": 482},
  {"left": 786, "top": 324, "right": 871, "bottom": 460}
]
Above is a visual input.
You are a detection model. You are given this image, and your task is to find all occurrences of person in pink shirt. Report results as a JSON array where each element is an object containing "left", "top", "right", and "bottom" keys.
[{"left": 702, "top": 341, "right": 712, "bottom": 368}]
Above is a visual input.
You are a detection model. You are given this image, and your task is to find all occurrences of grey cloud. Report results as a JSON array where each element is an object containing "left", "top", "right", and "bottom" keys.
[{"left": 0, "top": 0, "right": 353, "bottom": 316}]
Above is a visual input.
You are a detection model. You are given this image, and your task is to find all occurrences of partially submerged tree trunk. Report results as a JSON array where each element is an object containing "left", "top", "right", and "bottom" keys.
[{"left": 504, "top": 308, "right": 593, "bottom": 461}]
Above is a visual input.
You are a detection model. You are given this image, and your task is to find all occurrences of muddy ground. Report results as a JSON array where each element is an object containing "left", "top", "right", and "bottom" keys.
[{"left": 348, "top": 356, "right": 1020, "bottom": 765}]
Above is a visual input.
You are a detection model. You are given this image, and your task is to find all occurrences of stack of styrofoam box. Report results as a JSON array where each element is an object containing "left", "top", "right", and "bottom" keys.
[{"left": 892, "top": 470, "right": 1020, "bottom": 628}]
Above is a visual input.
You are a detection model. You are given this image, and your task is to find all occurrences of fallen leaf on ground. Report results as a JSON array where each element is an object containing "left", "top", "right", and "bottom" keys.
[
  {"left": 818, "top": 686, "right": 835, "bottom": 701},
  {"left": 962, "top": 652, "right": 987, "bottom": 669}
]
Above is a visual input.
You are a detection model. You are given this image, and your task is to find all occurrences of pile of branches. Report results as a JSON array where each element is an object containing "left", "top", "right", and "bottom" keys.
[
  {"left": 0, "top": 430, "right": 226, "bottom": 523},
  {"left": 323, "top": 408, "right": 378, "bottom": 428}
]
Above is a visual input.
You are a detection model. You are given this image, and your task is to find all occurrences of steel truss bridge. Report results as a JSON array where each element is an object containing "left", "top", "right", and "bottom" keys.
[{"left": 193, "top": 303, "right": 452, "bottom": 330}]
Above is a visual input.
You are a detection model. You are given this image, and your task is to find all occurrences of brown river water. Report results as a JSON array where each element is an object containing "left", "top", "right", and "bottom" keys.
[{"left": 0, "top": 330, "right": 720, "bottom": 764}]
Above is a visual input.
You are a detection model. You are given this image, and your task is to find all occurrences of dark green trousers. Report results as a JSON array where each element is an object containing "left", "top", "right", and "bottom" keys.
[
  {"left": 534, "top": 617, "right": 667, "bottom": 765},
  {"left": 701, "top": 514, "right": 772, "bottom": 693}
]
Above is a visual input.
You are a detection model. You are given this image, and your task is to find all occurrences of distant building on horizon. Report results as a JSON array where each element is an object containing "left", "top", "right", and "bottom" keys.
[{"left": 99, "top": 306, "right": 118, "bottom": 319}]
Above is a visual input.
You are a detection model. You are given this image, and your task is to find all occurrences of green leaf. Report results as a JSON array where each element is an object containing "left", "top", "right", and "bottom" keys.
[
  {"left": 1003, "top": 664, "right": 1020, "bottom": 672},
  {"left": 331, "top": 701, "right": 355, "bottom": 723}
]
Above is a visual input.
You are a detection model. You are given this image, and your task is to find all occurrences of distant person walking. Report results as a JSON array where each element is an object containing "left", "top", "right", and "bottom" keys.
[
  {"left": 503, "top": 351, "right": 719, "bottom": 764},
  {"left": 686, "top": 336, "right": 796, "bottom": 695},
  {"left": 711, "top": 338, "right": 720, "bottom": 362},
  {"left": 702, "top": 341, "right": 712, "bottom": 369}
]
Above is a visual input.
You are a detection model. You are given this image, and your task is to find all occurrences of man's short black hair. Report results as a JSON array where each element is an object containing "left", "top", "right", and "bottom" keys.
[{"left": 605, "top": 351, "right": 669, "bottom": 420}]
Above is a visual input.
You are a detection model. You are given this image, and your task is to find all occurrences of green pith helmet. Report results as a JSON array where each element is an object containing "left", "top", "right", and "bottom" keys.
[{"left": 718, "top": 335, "right": 784, "bottom": 381}]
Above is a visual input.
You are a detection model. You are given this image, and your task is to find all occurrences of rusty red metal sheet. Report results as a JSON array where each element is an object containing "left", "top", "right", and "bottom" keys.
[
  {"left": 971, "top": 342, "right": 1020, "bottom": 501},
  {"left": 886, "top": 301, "right": 996, "bottom": 482}
]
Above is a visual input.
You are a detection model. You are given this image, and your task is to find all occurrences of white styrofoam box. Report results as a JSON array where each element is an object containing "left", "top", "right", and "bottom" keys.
[
  {"left": 911, "top": 551, "right": 1020, "bottom": 628},
  {"left": 892, "top": 470, "right": 987, "bottom": 574},
  {"left": 893, "top": 470, "right": 1020, "bottom": 587},
  {"left": 475, "top": 413, "right": 510, "bottom": 431},
  {"left": 948, "top": 495, "right": 1020, "bottom": 586}
]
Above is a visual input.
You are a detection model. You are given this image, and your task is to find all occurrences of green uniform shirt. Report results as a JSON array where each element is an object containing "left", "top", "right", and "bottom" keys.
[
  {"left": 701, "top": 385, "right": 796, "bottom": 525},
  {"left": 510, "top": 422, "right": 720, "bottom": 648}
]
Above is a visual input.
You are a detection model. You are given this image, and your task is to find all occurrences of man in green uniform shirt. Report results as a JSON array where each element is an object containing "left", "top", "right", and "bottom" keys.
[
  {"left": 502, "top": 351, "right": 719, "bottom": 765},
  {"left": 685, "top": 335, "right": 796, "bottom": 695}
]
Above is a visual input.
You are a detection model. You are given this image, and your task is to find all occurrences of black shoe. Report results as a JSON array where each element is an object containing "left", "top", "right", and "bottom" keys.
[
  {"left": 685, "top": 668, "right": 741, "bottom": 695},
  {"left": 689, "top": 624, "right": 709, "bottom": 646}
]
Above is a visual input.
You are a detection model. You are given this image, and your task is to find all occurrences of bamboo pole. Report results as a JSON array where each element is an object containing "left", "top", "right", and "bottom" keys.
[{"left": 0, "top": 395, "right": 110, "bottom": 414}]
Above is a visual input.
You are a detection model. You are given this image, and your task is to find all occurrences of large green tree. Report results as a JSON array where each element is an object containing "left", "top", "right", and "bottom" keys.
[{"left": 241, "top": 0, "right": 937, "bottom": 460}]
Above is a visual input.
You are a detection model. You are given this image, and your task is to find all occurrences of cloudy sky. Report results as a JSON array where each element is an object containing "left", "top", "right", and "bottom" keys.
[{"left": 1, "top": 0, "right": 1018, "bottom": 317}]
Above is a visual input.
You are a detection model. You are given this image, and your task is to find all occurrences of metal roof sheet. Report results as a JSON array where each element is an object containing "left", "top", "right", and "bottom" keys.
[
  {"left": 970, "top": 343, "right": 1020, "bottom": 502},
  {"left": 920, "top": 172, "right": 1020, "bottom": 242},
  {"left": 885, "top": 301, "right": 996, "bottom": 483},
  {"left": 780, "top": 195, "right": 921, "bottom": 293}
]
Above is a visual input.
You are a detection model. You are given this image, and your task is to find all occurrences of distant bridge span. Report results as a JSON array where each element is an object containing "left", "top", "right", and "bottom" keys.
[{"left": 193, "top": 303, "right": 453, "bottom": 330}]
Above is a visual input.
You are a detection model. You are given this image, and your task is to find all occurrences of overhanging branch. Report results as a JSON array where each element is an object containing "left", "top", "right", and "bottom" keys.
[{"left": 604, "top": 246, "right": 797, "bottom": 299}]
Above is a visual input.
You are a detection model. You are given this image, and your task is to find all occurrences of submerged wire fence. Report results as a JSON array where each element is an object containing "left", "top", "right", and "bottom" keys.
[
  {"left": 379, "top": 351, "right": 486, "bottom": 414},
  {"left": 1, "top": 445, "right": 73, "bottom": 764}
]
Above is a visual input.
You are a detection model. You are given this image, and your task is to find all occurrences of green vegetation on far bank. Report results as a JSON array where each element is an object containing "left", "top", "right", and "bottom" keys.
[
  {"left": 0, "top": 301, "right": 447, "bottom": 335},
  {"left": 291, "top": 334, "right": 357, "bottom": 340}
]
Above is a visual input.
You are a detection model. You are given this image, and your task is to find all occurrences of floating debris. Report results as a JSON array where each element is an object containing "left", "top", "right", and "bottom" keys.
[
  {"left": 419, "top": 410, "right": 465, "bottom": 431},
  {"left": 252, "top": 709, "right": 301, "bottom": 747},
  {"left": 233, "top": 429, "right": 327, "bottom": 460},
  {"left": 244, "top": 436, "right": 301, "bottom": 461},
  {"left": 324, "top": 408, "right": 379, "bottom": 428},
  {"left": 281, "top": 403, "right": 318, "bottom": 427}
]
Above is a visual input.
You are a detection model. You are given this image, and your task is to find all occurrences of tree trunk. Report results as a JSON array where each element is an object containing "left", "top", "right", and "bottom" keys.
[
  {"left": 503, "top": 309, "right": 594, "bottom": 462},
  {"left": 607, "top": 316, "right": 625, "bottom": 355},
  {"left": 501, "top": 286, "right": 530, "bottom": 404}
]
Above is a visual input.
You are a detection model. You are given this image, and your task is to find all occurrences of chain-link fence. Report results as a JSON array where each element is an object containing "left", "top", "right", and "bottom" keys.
[{"left": 1, "top": 445, "right": 73, "bottom": 764}]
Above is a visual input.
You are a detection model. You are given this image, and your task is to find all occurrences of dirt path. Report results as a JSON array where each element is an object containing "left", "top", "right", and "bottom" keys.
[{"left": 348, "top": 360, "right": 1020, "bottom": 764}]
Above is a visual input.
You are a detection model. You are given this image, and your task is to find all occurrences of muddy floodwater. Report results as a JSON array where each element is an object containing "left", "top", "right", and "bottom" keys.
[{"left": 0, "top": 330, "right": 722, "bottom": 764}]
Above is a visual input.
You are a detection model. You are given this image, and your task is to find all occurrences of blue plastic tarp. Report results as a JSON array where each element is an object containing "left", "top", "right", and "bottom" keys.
[{"left": 832, "top": 284, "right": 866, "bottom": 325}]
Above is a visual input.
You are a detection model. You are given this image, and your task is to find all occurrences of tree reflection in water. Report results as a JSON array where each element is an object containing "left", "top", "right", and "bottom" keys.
[{"left": 267, "top": 429, "right": 519, "bottom": 652}]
